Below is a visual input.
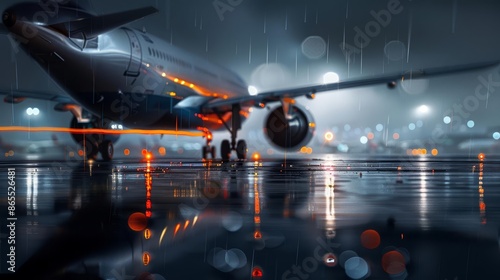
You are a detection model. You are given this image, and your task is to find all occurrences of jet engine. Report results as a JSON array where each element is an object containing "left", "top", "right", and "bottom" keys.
[{"left": 263, "top": 104, "right": 315, "bottom": 150}]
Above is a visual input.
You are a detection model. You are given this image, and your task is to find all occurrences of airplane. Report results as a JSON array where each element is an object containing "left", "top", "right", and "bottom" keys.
[{"left": 0, "top": 0, "right": 498, "bottom": 161}]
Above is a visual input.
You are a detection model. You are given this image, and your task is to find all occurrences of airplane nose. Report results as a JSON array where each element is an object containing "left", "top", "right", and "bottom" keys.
[{"left": 2, "top": 10, "right": 16, "bottom": 28}]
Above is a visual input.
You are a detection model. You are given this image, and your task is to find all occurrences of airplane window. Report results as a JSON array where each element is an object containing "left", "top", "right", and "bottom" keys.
[{"left": 148, "top": 47, "right": 152, "bottom": 56}]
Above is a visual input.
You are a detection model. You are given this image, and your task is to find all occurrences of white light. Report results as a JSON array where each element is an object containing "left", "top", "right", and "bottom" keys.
[
  {"left": 323, "top": 72, "right": 339, "bottom": 84},
  {"left": 409, "top": 123, "right": 416, "bottom": 130},
  {"left": 360, "top": 136, "right": 368, "bottom": 144},
  {"left": 467, "top": 120, "right": 475, "bottom": 128},
  {"left": 26, "top": 108, "right": 33, "bottom": 116},
  {"left": 248, "top": 86, "right": 258, "bottom": 96},
  {"left": 32, "top": 108, "right": 40, "bottom": 116},
  {"left": 443, "top": 116, "right": 451, "bottom": 124},
  {"left": 417, "top": 105, "right": 430, "bottom": 115},
  {"left": 493, "top": 132, "right": 500, "bottom": 140},
  {"left": 376, "top": 124, "right": 384, "bottom": 132}
]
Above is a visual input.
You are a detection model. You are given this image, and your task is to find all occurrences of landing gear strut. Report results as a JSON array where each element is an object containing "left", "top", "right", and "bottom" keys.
[{"left": 216, "top": 104, "right": 247, "bottom": 161}]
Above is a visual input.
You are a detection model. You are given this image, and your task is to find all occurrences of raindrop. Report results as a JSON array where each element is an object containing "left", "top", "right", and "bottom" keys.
[
  {"left": 222, "top": 211, "right": 243, "bottom": 232},
  {"left": 443, "top": 116, "right": 451, "bottom": 124},
  {"left": 384, "top": 41, "right": 406, "bottom": 61},
  {"left": 467, "top": 120, "right": 475, "bottom": 128},
  {"left": 228, "top": 249, "right": 247, "bottom": 269},
  {"left": 407, "top": 10, "right": 413, "bottom": 63},
  {"left": 408, "top": 123, "right": 416, "bottom": 130},
  {"left": 493, "top": 132, "right": 500, "bottom": 140},
  {"left": 452, "top": 0, "right": 458, "bottom": 33},
  {"left": 345, "top": 257, "right": 369, "bottom": 279},
  {"left": 376, "top": 124, "right": 384, "bottom": 132},
  {"left": 339, "top": 250, "right": 358, "bottom": 268}
]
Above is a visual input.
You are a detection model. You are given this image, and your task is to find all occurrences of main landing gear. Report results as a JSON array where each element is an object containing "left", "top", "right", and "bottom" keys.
[
  {"left": 202, "top": 104, "right": 247, "bottom": 161},
  {"left": 70, "top": 117, "right": 115, "bottom": 161}
]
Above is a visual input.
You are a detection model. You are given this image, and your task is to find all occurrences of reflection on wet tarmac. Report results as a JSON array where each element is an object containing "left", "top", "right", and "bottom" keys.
[{"left": 1, "top": 156, "right": 500, "bottom": 279}]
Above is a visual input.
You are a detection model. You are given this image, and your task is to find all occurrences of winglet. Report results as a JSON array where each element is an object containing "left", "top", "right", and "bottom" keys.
[{"left": 50, "top": 6, "right": 158, "bottom": 39}]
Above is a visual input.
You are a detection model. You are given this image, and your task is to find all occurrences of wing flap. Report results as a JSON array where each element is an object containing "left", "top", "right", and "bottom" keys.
[{"left": 1, "top": 89, "right": 74, "bottom": 104}]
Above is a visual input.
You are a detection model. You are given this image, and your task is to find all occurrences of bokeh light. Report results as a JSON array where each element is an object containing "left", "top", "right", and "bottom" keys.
[
  {"left": 382, "top": 250, "right": 406, "bottom": 275},
  {"left": 128, "top": 212, "right": 147, "bottom": 231},
  {"left": 361, "top": 229, "right": 381, "bottom": 249}
]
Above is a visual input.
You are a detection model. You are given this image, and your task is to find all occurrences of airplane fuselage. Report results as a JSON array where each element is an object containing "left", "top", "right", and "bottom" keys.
[{"left": 8, "top": 17, "right": 250, "bottom": 131}]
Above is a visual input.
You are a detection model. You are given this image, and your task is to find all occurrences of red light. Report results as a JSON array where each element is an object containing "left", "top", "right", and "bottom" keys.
[
  {"left": 251, "top": 267, "right": 263, "bottom": 278},
  {"left": 128, "top": 212, "right": 147, "bottom": 231}
]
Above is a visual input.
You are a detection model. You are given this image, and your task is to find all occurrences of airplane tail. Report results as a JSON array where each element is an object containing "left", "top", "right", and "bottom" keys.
[
  {"left": 40, "top": 0, "right": 98, "bottom": 14},
  {"left": 50, "top": 6, "right": 158, "bottom": 39}
]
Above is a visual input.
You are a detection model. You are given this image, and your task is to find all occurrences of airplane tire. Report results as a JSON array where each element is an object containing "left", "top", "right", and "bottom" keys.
[
  {"left": 236, "top": 140, "right": 247, "bottom": 160},
  {"left": 100, "top": 140, "right": 114, "bottom": 161},
  {"left": 221, "top": 140, "right": 231, "bottom": 161}
]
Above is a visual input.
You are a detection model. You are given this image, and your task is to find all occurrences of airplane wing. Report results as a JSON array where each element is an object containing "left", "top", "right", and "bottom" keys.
[
  {"left": 1, "top": 89, "right": 75, "bottom": 104},
  {"left": 201, "top": 60, "right": 500, "bottom": 114}
]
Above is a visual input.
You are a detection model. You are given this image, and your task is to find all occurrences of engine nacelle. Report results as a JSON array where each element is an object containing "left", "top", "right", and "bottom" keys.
[{"left": 264, "top": 105, "right": 315, "bottom": 150}]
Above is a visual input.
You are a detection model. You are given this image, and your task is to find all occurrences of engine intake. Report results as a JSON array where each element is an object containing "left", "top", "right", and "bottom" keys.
[{"left": 264, "top": 105, "right": 315, "bottom": 150}]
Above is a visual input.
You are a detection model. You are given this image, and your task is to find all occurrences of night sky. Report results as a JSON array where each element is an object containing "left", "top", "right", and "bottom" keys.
[{"left": 1, "top": 0, "right": 500, "bottom": 153}]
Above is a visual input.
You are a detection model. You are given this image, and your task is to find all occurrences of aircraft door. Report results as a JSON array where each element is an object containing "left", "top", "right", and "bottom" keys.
[{"left": 123, "top": 28, "right": 142, "bottom": 77}]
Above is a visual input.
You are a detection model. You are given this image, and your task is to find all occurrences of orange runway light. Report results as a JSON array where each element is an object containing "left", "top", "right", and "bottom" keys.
[
  {"left": 174, "top": 223, "right": 181, "bottom": 236},
  {"left": 124, "top": 149, "right": 131, "bottom": 156},
  {"left": 142, "top": 252, "right": 151, "bottom": 266},
  {"left": 144, "top": 228, "right": 152, "bottom": 240},
  {"left": 252, "top": 152, "right": 260, "bottom": 161},
  {"left": 0, "top": 126, "right": 205, "bottom": 137},
  {"left": 478, "top": 153, "right": 485, "bottom": 161}
]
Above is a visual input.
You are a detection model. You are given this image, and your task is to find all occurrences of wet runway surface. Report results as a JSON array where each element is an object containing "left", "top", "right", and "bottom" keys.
[{"left": 1, "top": 156, "right": 500, "bottom": 279}]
